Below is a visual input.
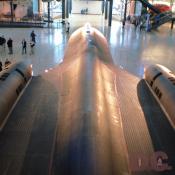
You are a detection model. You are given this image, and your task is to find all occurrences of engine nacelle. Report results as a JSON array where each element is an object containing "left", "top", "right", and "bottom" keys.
[
  {"left": 145, "top": 64, "right": 175, "bottom": 129},
  {"left": 0, "top": 61, "right": 32, "bottom": 130}
]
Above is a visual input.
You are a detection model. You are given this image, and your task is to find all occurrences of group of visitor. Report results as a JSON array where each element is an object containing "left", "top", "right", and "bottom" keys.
[{"left": 0, "top": 30, "right": 36, "bottom": 55}]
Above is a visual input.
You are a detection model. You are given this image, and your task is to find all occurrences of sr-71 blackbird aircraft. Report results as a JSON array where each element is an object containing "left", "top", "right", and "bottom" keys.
[{"left": 0, "top": 24, "right": 174, "bottom": 175}]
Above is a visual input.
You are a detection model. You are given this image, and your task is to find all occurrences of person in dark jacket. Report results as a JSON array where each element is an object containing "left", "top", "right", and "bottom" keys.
[
  {"left": 1, "top": 35, "right": 6, "bottom": 49},
  {"left": 30, "top": 31, "right": 36, "bottom": 43},
  {"left": 22, "top": 39, "right": 27, "bottom": 54},
  {"left": 7, "top": 38, "right": 13, "bottom": 54},
  {"left": 0, "top": 61, "right": 2, "bottom": 72}
]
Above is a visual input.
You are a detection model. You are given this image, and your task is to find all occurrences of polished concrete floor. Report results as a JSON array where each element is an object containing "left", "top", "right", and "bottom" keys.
[{"left": 0, "top": 14, "right": 175, "bottom": 77}]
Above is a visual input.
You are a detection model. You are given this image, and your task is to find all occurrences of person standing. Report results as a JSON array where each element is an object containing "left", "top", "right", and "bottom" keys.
[
  {"left": 66, "top": 22, "right": 70, "bottom": 33},
  {"left": 0, "top": 35, "right": 6, "bottom": 50},
  {"left": 1, "top": 35, "right": 6, "bottom": 49},
  {"left": 146, "top": 13, "right": 151, "bottom": 32},
  {"left": 0, "top": 61, "right": 2, "bottom": 72},
  {"left": 29, "top": 41, "right": 35, "bottom": 55},
  {"left": 22, "top": 39, "right": 27, "bottom": 54},
  {"left": 0, "top": 36, "right": 3, "bottom": 52},
  {"left": 7, "top": 38, "right": 13, "bottom": 54},
  {"left": 135, "top": 16, "right": 140, "bottom": 29},
  {"left": 30, "top": 31, "right": 36, "bottom": 43}
]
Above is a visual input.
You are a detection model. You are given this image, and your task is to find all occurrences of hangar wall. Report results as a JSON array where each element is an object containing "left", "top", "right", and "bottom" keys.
[
  {"left": 72, "top": 0, "right": 102, "bottom": 15},
  {"left": 0, "top": 0, "right": 33, "bottom": 20}
]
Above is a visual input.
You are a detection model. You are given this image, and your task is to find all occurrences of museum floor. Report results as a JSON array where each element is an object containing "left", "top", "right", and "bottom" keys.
[{"left": 0, "top": 14, "right": 175, "bottom": 77}]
